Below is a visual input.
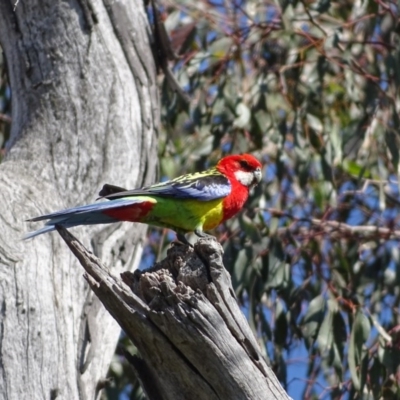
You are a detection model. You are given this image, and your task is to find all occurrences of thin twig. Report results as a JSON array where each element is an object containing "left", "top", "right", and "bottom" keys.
[{"left": 265, "top": 208, "right": 400, "bottom": 240}]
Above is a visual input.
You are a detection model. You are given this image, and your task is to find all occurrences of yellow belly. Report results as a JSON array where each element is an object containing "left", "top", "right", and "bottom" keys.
[{"left": 142, "top": 197, "right": 225, "bottom": 232}]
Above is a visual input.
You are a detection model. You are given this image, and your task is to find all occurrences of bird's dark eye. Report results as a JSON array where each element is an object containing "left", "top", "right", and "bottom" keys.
[{"left": 239, "top": 160, "right": 251, "bottom": 170}]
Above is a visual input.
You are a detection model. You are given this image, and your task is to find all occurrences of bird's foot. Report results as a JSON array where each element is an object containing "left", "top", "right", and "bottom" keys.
[
  {"left": 175, "top": 232, "right": 194, "bottom": 247},
  {"left": 174, "top": 231, "right": 216, "bottom": 247},
  {"left": 194, "top": 229, "right": 217, "bottom": 241}
]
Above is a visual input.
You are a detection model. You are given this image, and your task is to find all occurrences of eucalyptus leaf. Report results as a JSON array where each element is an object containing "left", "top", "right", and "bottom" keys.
[{"left": 348, "top": 311, "right": 371, "bottom": 390}]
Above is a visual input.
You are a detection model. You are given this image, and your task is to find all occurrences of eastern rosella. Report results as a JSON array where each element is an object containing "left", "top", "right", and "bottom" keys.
[{"left": 25, "top": 154, "right": 262, "bottom": 243}]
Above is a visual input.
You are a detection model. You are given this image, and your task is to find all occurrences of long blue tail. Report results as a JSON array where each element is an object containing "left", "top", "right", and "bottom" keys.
[{"left": 24, "top": 198, "right": 141, "bottom": 239}]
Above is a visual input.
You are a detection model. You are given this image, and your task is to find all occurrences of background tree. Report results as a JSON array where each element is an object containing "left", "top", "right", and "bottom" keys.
[{"left": 0, "top": 1, "right": 158, "bottom": 399}]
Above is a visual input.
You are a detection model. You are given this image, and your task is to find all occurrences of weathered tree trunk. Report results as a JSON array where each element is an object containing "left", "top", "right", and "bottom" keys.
[
  {"left": 57, "top": 226, "right": 292, "bottom": 400},
  {"left": 0, "top": 1, "right": 158, "bottom": 399}
]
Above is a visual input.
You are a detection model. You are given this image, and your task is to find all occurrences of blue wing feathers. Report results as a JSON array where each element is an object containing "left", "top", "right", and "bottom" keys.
[
  {"left": 146, "top": 173, "right": 231, "bottom": 200},
  {"left": 101, "top": 172, "right": 231, "bottom": 201},
  {"left": 149, "top": 180, "right": 230, "bottom": 200}
]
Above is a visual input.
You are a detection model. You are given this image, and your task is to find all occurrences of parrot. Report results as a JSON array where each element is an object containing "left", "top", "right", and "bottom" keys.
[{"left": 25, "top": 154, "right": 262, "bottom": 243}]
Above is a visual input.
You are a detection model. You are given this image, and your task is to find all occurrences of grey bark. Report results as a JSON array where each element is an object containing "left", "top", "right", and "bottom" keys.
[
  {"left": 57, "top": 226, "right": 292, "bottom": 400},
  {"left": 0, "top": 0, "right": 158, "bottom": 399}
]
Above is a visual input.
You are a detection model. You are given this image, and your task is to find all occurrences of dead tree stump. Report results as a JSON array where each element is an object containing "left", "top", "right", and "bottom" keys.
[{"left": 57, "top": 226, "right": 291, "bottom": 400}]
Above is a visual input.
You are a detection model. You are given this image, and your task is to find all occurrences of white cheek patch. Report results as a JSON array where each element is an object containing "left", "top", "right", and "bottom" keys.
[{"left": 234, "top": 170, "right": 254, "bottom": 187}]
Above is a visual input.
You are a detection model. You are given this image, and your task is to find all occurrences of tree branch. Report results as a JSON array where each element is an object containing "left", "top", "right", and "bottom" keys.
[
  {"left": 56, "top": 226, "right": 291, "bottom": 400},
  {"left": 267, "top": 208, "right": 400, "bottom": 241}
]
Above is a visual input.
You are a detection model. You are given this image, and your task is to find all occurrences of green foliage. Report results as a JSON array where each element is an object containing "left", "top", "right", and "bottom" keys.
[
  {"left": 143, "top": 0, "right": 400, "bottom": 398},
  {"left": 102, "top": 335, "right": 146, "bottom": 400}
]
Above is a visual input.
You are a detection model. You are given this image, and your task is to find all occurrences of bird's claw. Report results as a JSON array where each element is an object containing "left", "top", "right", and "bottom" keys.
[
  {"left": 194, "top": 229, "right": 217, "bottom": 241},
  {"left": 176, "top": 232, "right": 194, "bottom": 247}
]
